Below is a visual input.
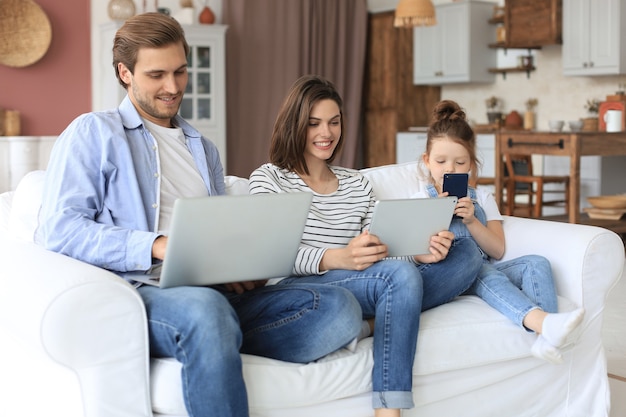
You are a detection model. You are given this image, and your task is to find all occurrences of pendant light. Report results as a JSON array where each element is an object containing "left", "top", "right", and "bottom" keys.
[{"left": 394, "top": 0, "right": 437, "bottom": 28}]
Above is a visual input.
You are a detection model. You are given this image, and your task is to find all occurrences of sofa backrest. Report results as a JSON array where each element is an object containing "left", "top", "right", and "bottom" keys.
[
  {"left": 361, "top": 162, "right": 424, "bottom": 199},
  {"left": 2, "top": 162, "right": 425, "bottom": 243},
  {"left": 224, "top": 162, "right": 426, "bottom": 199},
  {"left": 5, "top": 170, "right": 45, "bottom": 243}
]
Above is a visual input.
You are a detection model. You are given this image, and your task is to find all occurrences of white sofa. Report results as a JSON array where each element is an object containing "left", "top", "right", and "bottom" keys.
[{"left": 0, "top": 162, "right": 624, "bottom": 417}]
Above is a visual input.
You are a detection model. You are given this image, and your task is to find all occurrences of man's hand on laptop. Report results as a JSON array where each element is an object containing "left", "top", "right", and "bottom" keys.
[
  {"left": 152, "top": 236, "right": 168, "bottom": 260},
  {"left": 223, "top": 280, "right": 269, "bottom": 294}
]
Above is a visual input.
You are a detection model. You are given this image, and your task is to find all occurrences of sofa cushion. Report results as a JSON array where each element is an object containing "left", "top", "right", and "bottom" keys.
[
  {"left": 150, "top": 341, "right": 374, "bottom": 414},
  {"left": 361, "top": 161, "right": 426, "bottom": 199},
  {"left": 0, "top": 191, "right": 14, "bottom": 235},
  {"left": 8, "top": 170, "right": 45, "bottom": 242},
  {"left": 147, "top": 293, "right": 577, "bottom": 415},
  {"left": 225, "top": 175, "right": 250, "bottom": 196}
]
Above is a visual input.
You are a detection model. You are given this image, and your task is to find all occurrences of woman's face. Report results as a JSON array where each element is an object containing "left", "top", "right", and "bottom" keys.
[
  {"left": 304, "top": 99, "right": 341, "bottom": 165},
  {"left": 423, "top": 136, "right": 471, "bottom": 190}
]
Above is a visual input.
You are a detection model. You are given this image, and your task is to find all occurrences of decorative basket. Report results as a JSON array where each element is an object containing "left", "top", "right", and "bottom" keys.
[
  {"left": 0, "top": 0, "right": 52, "bottom": 68},
  {"left": 582, "top": 117, "right": 598, "bottom": 132}
]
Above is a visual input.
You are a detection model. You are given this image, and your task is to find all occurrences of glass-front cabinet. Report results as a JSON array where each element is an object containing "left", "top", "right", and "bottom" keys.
[
  {"left": 180, "top": 46, "right": 213, "bottom": 121},
  {"left": 179, "top": 25, "right": 228, "bottom": 169}
]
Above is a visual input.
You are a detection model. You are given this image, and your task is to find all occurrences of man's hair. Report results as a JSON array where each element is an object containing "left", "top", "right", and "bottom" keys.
[
  {"left": 112, "top": 12, "right": 190, "bottom": 89},
  {"left": 269, "top": 75, "right": 345, "bottom": 175}
]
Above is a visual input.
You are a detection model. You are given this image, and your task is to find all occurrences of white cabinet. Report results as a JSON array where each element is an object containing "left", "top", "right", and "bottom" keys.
[
  {"left": 396, "top": 132, "right": 426, "bottom": 164},
  {"left": 562, "top": 0, "right": 626, "bottom": 76},
  {"left": 413, "top": 1, "right": 496, "bottom": 85},
  {"left": 181, "top": 25, "right": 228, "bottom": 170},
  {"left": 0, "top": 136, "right": 56, "bottom": 192},
  {"left": 96, "top": 22, "right": 126, "bottom": 112},
  {"left": 96, "top": 23, "right": 228, "bottom": 170}
]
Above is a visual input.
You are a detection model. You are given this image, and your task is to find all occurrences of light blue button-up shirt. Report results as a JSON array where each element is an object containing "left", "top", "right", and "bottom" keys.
[{"left": 37, "top": 96, "right": 225, "bottom": 273}]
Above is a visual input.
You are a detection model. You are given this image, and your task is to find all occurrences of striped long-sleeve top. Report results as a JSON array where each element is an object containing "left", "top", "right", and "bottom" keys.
[{"left": 249, "top": 163, "right": 376, "bottom": 276}]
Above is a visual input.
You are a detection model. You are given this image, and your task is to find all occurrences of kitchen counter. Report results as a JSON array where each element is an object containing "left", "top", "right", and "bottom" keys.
[{"left": 495, "top": 130, "right": 626, "bottom": 224}]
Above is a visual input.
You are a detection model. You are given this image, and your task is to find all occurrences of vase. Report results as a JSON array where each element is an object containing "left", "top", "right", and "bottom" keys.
[
  {"left": 523, "top": 111, "right": 535, "bottom": 130},
  {"left": 4, "top": 110, "right": 21, "bottom": 136},
  {"left": 108, "top": 0, "right": 136, "bottom": 20},
  {"left": 199, "top": 5, "right": 215, "bottom": 24},
  {"left": 505, "top": 110, "right": 523, "bottom": 129},
  {"left": 486, "top": 111, "right": 502, "bottom": 125}
]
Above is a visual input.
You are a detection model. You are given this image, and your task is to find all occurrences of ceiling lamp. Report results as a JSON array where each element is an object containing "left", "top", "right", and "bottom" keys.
[{"left": 394, "top": 0, "right": 437, "bottom": 28}]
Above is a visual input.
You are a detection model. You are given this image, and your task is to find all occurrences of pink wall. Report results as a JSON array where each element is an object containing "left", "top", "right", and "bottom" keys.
[{"left": 0, "top": 0, "right": 91, "bottom": 136}]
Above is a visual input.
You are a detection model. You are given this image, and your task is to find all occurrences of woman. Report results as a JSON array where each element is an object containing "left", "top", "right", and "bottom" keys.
[{"left": 249, "top": 75, "right": 480, "bottom": 416}]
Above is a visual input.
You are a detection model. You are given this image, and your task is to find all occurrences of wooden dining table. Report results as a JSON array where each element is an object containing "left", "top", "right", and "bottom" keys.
[{"left": 495, "top": 130, "right": 626, "bottom": 224}]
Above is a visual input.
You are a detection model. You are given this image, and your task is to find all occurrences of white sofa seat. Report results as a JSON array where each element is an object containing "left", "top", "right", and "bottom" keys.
[{"left": 0, "top": 163, "right": 624, "bottom": 417}]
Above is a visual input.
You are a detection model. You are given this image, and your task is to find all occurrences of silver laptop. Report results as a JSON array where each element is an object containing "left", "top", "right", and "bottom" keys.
[
  {"left": 126, "top": 192, "right": 312, "bottom": 289},
  {"left": 368, "top": 197, "right": 457, "bottom": 256}
]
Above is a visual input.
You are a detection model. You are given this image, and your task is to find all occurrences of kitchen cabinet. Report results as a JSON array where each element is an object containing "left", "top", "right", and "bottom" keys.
[
  {"left": 96, "top": 23, "right": 228, "bottom": 169},
  {"left": 505, "top": 0, "right": 562, "bottom": 48},
  {"left": 486, "top": 0, "right": 561, "bottom": 78},
  {"left": 562, "top": 0, "right": 626, "bottom": 76},
  {"left": 413, "top": 1, "right": 496, "bottom": 85}
]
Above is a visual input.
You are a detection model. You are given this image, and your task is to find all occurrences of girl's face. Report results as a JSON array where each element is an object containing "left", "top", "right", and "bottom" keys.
[
  {"left": 423, "top": 136, "right": 471, "bottom": 190},
  {"left": 304, "top": 99, "right": 341, "bottom": 165}
]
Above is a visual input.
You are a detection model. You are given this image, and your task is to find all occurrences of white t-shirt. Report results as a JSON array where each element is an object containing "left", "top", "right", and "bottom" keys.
[{"left": 143, "top": 119, "right": 207, "bottom": 234}]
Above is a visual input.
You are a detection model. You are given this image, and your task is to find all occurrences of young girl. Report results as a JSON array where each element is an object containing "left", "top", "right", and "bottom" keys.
[
  {"left": 417, "top": 100, "right": 585, "bottom": 364},
  {"left": 249, "top": 76, "right": 479, "bottom": 417}
]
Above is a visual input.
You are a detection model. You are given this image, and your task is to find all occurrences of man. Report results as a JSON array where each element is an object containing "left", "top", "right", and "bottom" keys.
[{"left": 37, "top": 13, "right": 361, "bottom": 417}]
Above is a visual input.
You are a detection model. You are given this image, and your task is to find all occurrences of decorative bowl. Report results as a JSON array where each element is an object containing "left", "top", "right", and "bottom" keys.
[
  {"left": 587, "top": 195, "right": 626, "bottom": 210},
  {"left": 568, "top": 120, "right": 584, "bottom": 132},
  {"left": 548, "top": 120, "right": 564, "bottom": 132}
]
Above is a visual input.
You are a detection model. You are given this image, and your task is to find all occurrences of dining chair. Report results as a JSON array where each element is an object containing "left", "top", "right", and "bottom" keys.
[{"left": 503, "top": 154, "right": 570, "bottom": 218}]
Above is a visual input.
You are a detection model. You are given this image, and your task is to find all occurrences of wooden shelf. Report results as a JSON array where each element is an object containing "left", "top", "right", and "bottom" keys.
[
  {"left": 488, "top": 66, "right": 536, "bottom": 79},
  {"left": 488, "top": 43, "right": 542, "bottom": 51}
]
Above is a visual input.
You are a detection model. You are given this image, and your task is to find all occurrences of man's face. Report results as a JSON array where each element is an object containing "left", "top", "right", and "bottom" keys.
[{"left": 118, "top": 42, "right": 188, "bottom": 127}]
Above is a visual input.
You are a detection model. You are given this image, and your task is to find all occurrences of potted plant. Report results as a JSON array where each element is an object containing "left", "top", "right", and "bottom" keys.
[
  {"left": 524, "top": 98, "right": 537, "bottom": 130},
  {"left": 583, "top": 99, "right": 600, "bottom": 131},
  {"left": 607, "top": 82, "right": 626, "bottom": 101},
  {"left": 485, "top": 96, "right": 502, "bottom": 125}
]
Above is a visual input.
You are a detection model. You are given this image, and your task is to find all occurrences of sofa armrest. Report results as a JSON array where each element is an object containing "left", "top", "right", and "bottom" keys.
[
  {"left": 499, "top": 216, "right": 624, "bottom": 314},
  {"left": 0, "top": 238, "right": 153, "bottom": 417}
]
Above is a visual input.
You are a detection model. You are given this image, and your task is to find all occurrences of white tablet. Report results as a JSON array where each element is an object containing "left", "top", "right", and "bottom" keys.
[{"left": 368, "top": 197, "right": 457, "bottom": 256}]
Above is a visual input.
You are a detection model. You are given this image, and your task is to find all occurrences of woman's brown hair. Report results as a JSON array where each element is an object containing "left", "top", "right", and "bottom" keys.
[
  {"left": 426, "top": 100, "right": 481, "bottom": 184},
  {"left": 112, "top": 12, "right": 190, "bottom": 89},
  {"left": 269, "top": 75, "right": 345, "bottom": 175}
]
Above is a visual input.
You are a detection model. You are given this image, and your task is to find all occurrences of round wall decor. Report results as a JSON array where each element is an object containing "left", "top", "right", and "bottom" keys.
[{"left": 0, "top": 0, "right": 52, "bottom": 68}]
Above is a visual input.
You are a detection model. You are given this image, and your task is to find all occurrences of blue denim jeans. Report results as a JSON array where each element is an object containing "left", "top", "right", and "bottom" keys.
[
  {"left": 280, "top": 254, "right": 479, "bottom": 410},
  {"left": 280, "top": 259, "right": 420, "bottom": 409},
  {"left": 138, "top": 283, "right": 362, "bottom": 417},
  {"left": 427, "top": 184, "right": 559, "bottom": 329},
  {"left": 414, "top": 237, "right": 483, "bottom": 311},
  {"left": 466, "top": 255, "right": 559, "bottom": 328}
]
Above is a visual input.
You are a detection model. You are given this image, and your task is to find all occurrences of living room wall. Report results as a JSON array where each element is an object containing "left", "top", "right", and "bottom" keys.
[{"left": 0, "top": 0, "right": 91, "bottom": 136}]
